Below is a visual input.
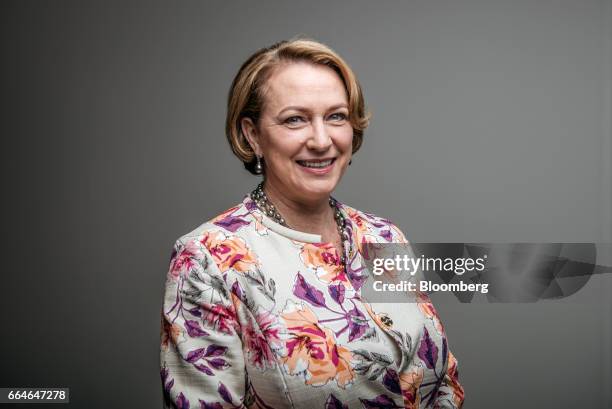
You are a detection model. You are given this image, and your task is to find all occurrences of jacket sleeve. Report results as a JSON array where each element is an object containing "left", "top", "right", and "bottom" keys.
[
  {"left": 160, "top": 237, "right": 246, "bottom": 409},
  {"left": 433, "top": 349, "right": 465, "bottom": 408},
  {"left": 389, "top": 223, "right": 465, "bottom": 408}
]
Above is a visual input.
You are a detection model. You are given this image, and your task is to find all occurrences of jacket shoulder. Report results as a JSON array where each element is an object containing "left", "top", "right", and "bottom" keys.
[
  {"left": 340, "top": 202, "right": 408, "bottom": 243},
  {"left": 174, "top": 202, "right": 251, "bottom": 245}
]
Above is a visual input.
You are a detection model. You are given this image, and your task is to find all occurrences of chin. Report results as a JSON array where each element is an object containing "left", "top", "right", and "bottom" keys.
[{"left": 297, "top": 179, "right": 339, "bottom": 198}]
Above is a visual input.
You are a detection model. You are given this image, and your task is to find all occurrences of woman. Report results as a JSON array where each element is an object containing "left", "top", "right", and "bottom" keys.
[{"left": 160, "top": 38, "right": 464, "bottom": 408}]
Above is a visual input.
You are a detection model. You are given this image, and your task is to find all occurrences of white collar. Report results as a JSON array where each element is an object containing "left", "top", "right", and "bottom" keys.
[{"left": 259, "top": 214, "right": 322, "bottom": 243}]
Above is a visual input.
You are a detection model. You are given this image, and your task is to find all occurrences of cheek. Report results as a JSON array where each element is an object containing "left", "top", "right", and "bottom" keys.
[
  {"left": 333, "top": 126, "right": 354, "bottom": 152},
  {"left": 264, "top": 132, "right": 305, "bottom": 162}
]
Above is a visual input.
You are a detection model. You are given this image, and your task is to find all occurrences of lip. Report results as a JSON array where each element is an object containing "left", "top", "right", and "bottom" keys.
[{"left": 295, "top": 158, "right": 336, "bottom": 175}]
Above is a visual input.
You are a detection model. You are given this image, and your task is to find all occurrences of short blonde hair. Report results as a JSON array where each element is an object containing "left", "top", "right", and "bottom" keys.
[{"left": 225, "top": 37, "right": 371, "bottom": 174}]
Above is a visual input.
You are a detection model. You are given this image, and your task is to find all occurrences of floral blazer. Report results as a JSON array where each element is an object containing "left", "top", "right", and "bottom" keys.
[{"left": 160, "top": 195, "right": 464, "bottom": 408}]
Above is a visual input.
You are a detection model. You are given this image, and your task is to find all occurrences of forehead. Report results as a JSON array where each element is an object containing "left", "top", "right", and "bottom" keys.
[{"left": 262, "top": 62, "right": 348, "bottom": 111}]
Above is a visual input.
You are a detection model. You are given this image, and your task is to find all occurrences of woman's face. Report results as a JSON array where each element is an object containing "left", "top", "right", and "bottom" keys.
[{"left": 243, "top": 62, "right": 353, "bottom": 205}]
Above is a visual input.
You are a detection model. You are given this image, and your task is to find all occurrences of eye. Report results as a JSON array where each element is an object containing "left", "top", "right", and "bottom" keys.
[
  {"left": 328, "top": 112, "right": 348, "bottom": 122},
  {"left": 284, "top": 116, "right": 306, "bottom": 126}
]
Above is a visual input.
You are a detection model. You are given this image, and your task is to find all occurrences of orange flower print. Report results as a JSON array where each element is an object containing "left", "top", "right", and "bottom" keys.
[
  {"left": 363, "top": 302, "right": 393, "bottom": 331},
  {"left": 344, "top": 208, "right": 378, "bottom": 252},
  {"left": 200, "top": 230, "right": 258, "bottom": 273},
  {"left": 446, "top": 351, "right": 465, "bottom": 407},
  {"left": 161, "top": 314, "right": 184, "bottom": 351},
  {"left": 344, "top": 207, "right": 367, "bottom": 232},
  {"left": 417, "top": 292, "right": 445, "bottom": 336},
  {"left": 399, "top": 367, "right": 424, "bottom": 409},
  {"left": 281, "top": 302, "right": 354, "bottom": 388},
  {"left": 300, "top": 243, "right": 347, "bottom": 285}
]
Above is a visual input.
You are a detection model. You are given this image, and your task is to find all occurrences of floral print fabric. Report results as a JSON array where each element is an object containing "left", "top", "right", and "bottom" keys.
[{"left": 160, "top": 195, "right": 464, "bottom": 408}]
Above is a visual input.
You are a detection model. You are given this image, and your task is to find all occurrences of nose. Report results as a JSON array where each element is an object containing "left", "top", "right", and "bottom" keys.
[{"left": 306, "top": 117, "right": 333, "bottom": 151}]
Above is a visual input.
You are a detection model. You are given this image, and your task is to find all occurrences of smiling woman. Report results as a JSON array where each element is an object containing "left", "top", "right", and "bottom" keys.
[
  {"left": 240, "top": 61, "right": 354, "bottom": 253},
  {"left": 160, "top": 38, "right": 464, "bottom": 408}
]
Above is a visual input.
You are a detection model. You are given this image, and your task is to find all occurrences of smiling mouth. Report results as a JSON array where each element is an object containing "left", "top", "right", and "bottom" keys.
[{"left": 296, "top": 158, "right": 336, "bottom": 168}]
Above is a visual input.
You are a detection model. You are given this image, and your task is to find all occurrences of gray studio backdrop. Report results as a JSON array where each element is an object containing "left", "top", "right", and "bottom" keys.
[{"left": 2, "top": 1, "right": 611, "bottom": 408}]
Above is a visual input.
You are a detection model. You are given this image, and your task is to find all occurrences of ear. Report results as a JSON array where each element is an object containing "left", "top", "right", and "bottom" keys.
[{"left": 241, "top": 117, "right": 263, "bottom": 157}]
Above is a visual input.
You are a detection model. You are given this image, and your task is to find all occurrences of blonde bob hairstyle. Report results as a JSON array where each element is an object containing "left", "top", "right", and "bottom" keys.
[{"left": 225, "top": 38, "right": 371, "bottom": 175}]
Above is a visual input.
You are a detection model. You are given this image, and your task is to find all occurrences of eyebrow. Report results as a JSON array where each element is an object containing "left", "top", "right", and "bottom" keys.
[{"left": 277, "top": 104, "right": 349, "bottom": 116}]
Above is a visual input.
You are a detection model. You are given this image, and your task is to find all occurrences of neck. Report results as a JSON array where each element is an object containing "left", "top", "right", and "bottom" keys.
[{"left": 262, "top": 180, "right": 335, "bottom": 235}]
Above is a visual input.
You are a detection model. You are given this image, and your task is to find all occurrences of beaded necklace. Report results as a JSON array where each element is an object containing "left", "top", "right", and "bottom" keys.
[{"left": 250, "top": 182, "right": 347, "bottom": 264}]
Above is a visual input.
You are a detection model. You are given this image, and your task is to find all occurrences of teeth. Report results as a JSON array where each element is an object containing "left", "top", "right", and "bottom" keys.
[{"left": 298, "top": 159, "right": 333, "bottom": 168}]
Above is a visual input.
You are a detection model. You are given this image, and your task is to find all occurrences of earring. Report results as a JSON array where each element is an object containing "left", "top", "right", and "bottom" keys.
[{"left": 255, "top": 155, "right": 263, "bottom": 174}]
